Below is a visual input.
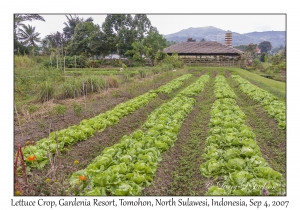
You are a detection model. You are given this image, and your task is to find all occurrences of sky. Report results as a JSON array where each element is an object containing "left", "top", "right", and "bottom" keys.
[{"left": 21, "top": 14, "right": 286, "bottom": 40}]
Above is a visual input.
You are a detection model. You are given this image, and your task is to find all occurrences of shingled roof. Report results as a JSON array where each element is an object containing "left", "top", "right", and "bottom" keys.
[{"left": 164, "top": 41, "right": 243, "bottom": 56}]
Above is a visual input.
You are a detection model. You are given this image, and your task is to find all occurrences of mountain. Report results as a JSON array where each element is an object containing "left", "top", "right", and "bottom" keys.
[
  {"left": 163, "top": 26, "right": 286, "bottom": 48},
  {"left": 243, "top": 31, "right": 286, "bottom": 48}
]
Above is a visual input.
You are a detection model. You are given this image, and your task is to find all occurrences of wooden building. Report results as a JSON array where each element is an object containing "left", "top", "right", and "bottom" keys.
[{"left": 163, "top": 41, "right": 244, "bottom": 66}]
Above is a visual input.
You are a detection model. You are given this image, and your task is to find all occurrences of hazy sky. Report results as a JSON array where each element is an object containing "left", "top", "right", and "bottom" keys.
[{"left": 21, "top": 14, "right": 286, "bottom": 39}]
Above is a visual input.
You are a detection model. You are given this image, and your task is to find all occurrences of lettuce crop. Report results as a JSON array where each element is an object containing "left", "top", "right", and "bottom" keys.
[
  {"left": 68, "top": 75, "right": 209, "bottom": 195},
  {"left": 20, "top": 74, "right": 194, "bottom": 170},
  {"left": 232, "top": 75, "right": 286, "bottom": 130},
  {"left": 201, "top": 75, "right": 285, "bottom": 196}
]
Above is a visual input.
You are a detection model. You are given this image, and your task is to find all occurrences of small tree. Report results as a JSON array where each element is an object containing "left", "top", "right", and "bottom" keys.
[
  {"left": 125, "top": 41, "right": 146, "bottom": 66},
  {"left": 125, "top": 29, "right": 167, "bottom": 66},
  {"left": 143, "top": 29, "right": 167, "bottom": 66},
  {"left": 260, "top": 52, "right": 268, "bottom": 62},
  {"left": 258, "top": 41, "right": 272, "bottom": 54},
  {"left": 245, "top": 43, "right": 258, "bottom": 57}
]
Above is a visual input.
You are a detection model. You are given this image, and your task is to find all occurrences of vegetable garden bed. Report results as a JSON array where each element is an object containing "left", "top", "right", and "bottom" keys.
[{"left": 14, "top": 69, "right": 286, "bottom": 196}]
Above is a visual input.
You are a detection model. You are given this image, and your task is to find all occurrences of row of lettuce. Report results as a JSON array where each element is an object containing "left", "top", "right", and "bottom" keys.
[
  {"left": 21, "top": 74, "right": 192, "bottom": 169},
  {"left": 68, "top": 75, "right": 210, "bottom": 195},
  {"left": 232, "top": 75, "right": 286, "bottom": 130},
  {"left": 200, "top": 75, "right": 285, "bottom": 196}
]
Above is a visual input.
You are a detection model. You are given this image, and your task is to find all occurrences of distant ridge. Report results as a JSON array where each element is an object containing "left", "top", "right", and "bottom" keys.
[{"left": 163, "top": 26, "right": 286, "bottom": 48}]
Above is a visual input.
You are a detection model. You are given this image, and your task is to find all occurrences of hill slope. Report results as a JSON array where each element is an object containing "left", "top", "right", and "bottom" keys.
[{"left": 164, "top": 26, "right": 286, "bottom": 48}]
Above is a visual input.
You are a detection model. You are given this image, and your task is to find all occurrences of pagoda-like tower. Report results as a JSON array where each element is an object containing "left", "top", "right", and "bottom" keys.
[{"left": 225, "top": 32, "right": 232, "bottom": 47}]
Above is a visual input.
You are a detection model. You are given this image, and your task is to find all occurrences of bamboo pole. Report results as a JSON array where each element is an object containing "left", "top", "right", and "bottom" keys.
[
  {"left": 82, "top": 82, "right": 86, "bottom": 108},
  {"left": 64, "top": 56, "right": 65, "bottom": 74},
  {"left": 50, "top": 54, "right": 52, "bottom": 68},
  {"left": 46, "top": 80, "right": 49, "bottom": 101},
  {"left": 60, "top": 53, "right": 62, "bottom": 70},
  {"left": 14, "top": 105, "right": 23, "bottom": 137}
]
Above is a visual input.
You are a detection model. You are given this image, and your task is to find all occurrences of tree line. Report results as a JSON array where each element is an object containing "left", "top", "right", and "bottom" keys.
[
  {"left": 14, "top": 14, "right": 168, "bottom": 66},
  {"left": 234, "top": 41, "right": 286, "bottom": 74}
]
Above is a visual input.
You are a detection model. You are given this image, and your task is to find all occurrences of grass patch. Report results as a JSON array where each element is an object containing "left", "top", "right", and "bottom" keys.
[{"left": 230, "top": 68, "right": 285, "bottom": 93}]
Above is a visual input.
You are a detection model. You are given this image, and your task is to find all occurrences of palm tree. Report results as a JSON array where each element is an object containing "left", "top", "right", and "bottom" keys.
[
  {"left": 18, "top": 24, "right": 41, "bottom": 47},
  {"left": 14, "top": 14, "right": 45, "bottom": 54},
  {"left": 14, "top": 14, "right": 45, "bottom": 34}
]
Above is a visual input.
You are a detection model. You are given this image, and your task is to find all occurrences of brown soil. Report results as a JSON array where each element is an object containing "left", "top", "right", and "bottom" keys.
[
  {"left": 142, "top": 77, "right": 215, "bottom": 196},
  {"left": 228, "top": 78, "right": 286, "bottom": 178},
  {"left": 23, "top": 97, "right": 165, "bottom": 195},
  {"left": 14, "top": 95, "right": 126, "bottom": 150},
  {"left": 18, "top": 72, "right": 196, "bottom": 195},
  {"left": 14, "top": 71, "right": 186, "bottom": 150},
  {"left": 188, "top": 69, "right": 207, "bottom": 77},
  {"left": 212, "top": 70, "right": 219, "bottom": 78},
  {"left": 225, "top": 70, "right": 232, "bottom": 78},
  {"left": 194, "top": 70, "right": 207, "bottom": 77}
]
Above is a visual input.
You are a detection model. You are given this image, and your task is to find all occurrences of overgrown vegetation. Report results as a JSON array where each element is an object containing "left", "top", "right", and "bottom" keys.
[{"left": 235, "top": 43, "right": 286, "bottom": 82}]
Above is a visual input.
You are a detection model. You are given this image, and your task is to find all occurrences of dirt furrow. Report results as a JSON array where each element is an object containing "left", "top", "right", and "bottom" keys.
[
  {"left": 227, "top": 77, "right": 286, "bottom": 178},
  {"left": 142, "top": 74, "right": 215, "bottom": 196},
  {"left": 23, "top": 74, "right": 199, "bottom": 195},
  {"left": 14, "top": 71, "right": 187, "bottom": 149}
]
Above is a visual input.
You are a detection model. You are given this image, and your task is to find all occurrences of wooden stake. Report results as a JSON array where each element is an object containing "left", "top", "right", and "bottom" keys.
[
  {"left": 14, "top": 105, "right": 23, "bottom": 137},
  {"left": 46, "top": 81, "right": 48, "bottom": 101},
  {"left": 60, "top": 53, "right": 62, "bottom": 70},
  {"left": 82, "top": 82, "right": 86, "bottom": 108},
  {"left": 50, "top": 54, "right": 52, "bottom": 68},
  {"left": 14, "top": 145, "right": 28, "bottom": 186}
]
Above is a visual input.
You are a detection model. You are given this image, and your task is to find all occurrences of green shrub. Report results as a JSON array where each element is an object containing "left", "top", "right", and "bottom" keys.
[
  {"left": 121, "top": 71, "right": 131, "bottom": 82},
  {"left": 72, "top": 102, "right": 82, "bottom": 116},
  {"left": 138, "top": 69, "right": 147, "bottom": 78},
  {"left": 52, "top": 104, "right": 67, "bottom": 119},
  {"left": 27, "top": 104, "right": 39, "bottom": 116},
  {"left": 158, "top": 53, "right": 183, "bottom": 69},
  {"left": 36, "top": 80, "right": 55, "bottom": 102},
  {"left": 122, "top": 63, "right": 128, "bottom": 70},
  {"left": 87, "top": 60, "right": 100, "bottom": 68},
  {"left": 33, "top": 57, "right": 45, "bottom": 64},
  {"left": 55, "top": 80, "right": 80, "bottom": 99},
  {"left": 152, "top": 67, "right": 161, "bottom": 74},
  {"left": 43, "top": 60, "right": 52, "bottom": 68},
  {"left": 54, "top": 75, "right": 106, "bottom": 99},
  {"left": 64, "top": 55, "right": 87, "bottom": 68},
  {"left": 14, "top": 55, "right": 35, "bottom": 68}
]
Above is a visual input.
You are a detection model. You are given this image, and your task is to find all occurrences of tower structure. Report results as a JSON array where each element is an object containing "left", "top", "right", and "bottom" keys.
[{"left": 225, "top": 32, "right": 232, "bottom": 47}]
